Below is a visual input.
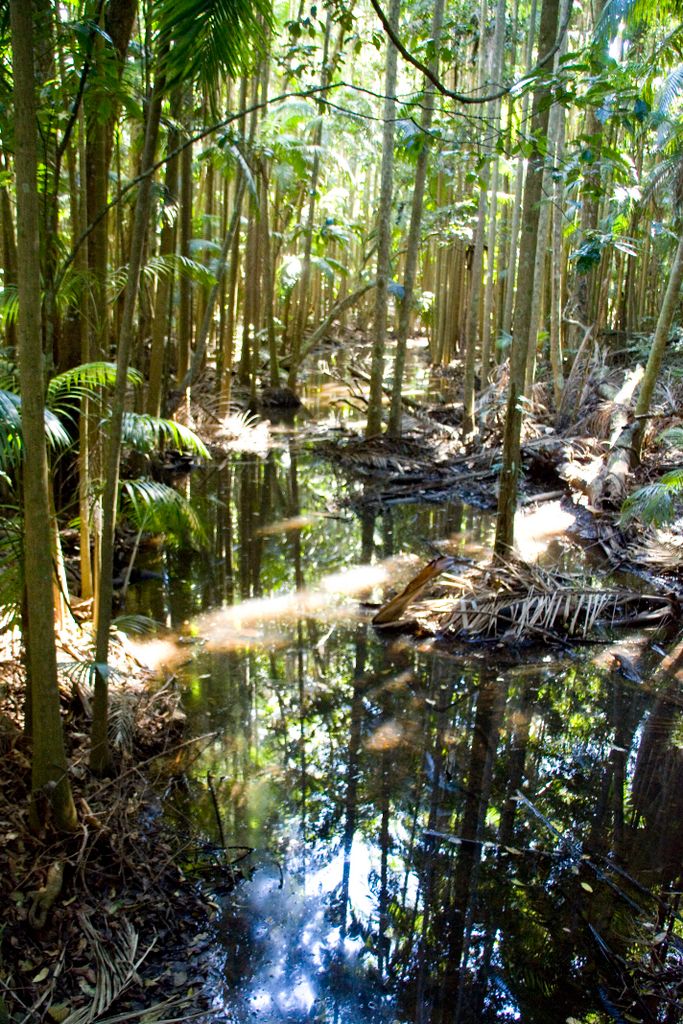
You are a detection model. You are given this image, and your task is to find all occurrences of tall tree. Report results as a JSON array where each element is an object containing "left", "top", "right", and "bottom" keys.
[
  {"left": 10, "top": 0, "right": 77, "bottom": 831},
  {"left": 366, "top": 0, "right": 400, "bottom": 437},
  {"left": 494, "top": 0, "right": 566, "bottom": 555},
  {"left": 90, "top": 0, "right": 271, "bottom": 772},
  {"left": 388, "top": 0, "right": 445, "bottom": 438}
]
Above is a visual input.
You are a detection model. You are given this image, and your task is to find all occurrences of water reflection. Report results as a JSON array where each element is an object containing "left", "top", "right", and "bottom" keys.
[{"left": 132, "top": 439, "right": 682, "bottom": 1023}]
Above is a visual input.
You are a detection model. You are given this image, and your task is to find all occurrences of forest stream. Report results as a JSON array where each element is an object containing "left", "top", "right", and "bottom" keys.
[{"left": 121, "top": 372, "right": 683, "bottom": 1024}]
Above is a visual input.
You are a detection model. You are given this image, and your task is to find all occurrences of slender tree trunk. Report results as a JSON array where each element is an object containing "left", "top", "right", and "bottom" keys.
[
  {"left": 147, "top": 92, "right": 180, "bottom": 416},
  {"left": 388, "top": 0, "right": 445, "bottom": 437},
  {"left": 91, "top": 67, "right": 165, "bottom": 774},
  {"left": 524, "top": 0, "right": 569, "bottom": 395},
  {"left": 495, "top": 0, "right": 564, "bottom": 555},
  {"left": 287, "top": 14, "right": 332, "bottom": 390},
  {"left": 366, "top": 0, "right": 400, "bottom": 437},
  {"left": 218, "top": 77, "right": 248, "bottom": 415},
  {"left": 501, "top": 0, "right": 538, "bottom": 343},
  {"left": 463, "top": 0, "right": 495, "bottom": 435},
  {"left": 177, "top": 106, "right": 193, "bottom": 384},
  {"left": 259, "top": 165, "right": 280, "bottom": 387},
  {"left": 176, "top": 175, "right": 246, "bottom": 398},
  {"left": 549, "top": 98, "right": 567, "bottom": 406},
  {"left": 632, "top": 231, "right": 683, "bottom": 456},
  {"left": 10, "top": 0, "right": 77, "bottom": 831}
]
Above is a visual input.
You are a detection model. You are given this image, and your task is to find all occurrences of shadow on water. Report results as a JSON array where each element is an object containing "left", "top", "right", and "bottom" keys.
[{"left": 128, "top": 423, "right": 683, "bottom": 1023}]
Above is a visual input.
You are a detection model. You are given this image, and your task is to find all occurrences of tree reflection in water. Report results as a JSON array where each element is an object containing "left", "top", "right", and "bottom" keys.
[{"left": 132, "top": 444, "right": 683, "bottom": 1023}]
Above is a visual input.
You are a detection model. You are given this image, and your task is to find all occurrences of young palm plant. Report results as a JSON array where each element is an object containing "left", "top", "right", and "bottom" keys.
[{"left": 621, "top": 428, "right": 683, "bottom": 526}]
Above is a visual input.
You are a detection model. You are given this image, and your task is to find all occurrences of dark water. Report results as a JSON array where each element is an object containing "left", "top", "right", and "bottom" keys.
[{"left": 129, "top": 410, "right": 683, "bottom": 1023}]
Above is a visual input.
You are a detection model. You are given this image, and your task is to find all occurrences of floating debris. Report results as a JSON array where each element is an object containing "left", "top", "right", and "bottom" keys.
[{"left": 373, "top": 557, "right": 677, "bottom": 643}]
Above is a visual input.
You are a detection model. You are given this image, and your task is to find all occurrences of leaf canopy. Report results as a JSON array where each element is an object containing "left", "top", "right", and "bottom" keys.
[{"left": 156, "top": 0, "right": 272, "bottom": 90}]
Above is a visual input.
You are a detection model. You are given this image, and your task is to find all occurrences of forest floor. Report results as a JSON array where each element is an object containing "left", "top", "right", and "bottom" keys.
[{"left": 0, "top": 620, "right": 218, "bottom": 1024}]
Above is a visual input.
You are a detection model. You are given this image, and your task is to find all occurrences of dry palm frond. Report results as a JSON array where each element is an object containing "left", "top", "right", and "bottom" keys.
[
  {"left": 108, "top": 688, "right": 137, "bottom": 752},
  {"left": 60, "top": 915, "right": 147, "bottom": 1024},
  {"left": 624, "top": 530, "right": 683, "bottom": 571},
  {"left": 331, "top": 437, "right": 433, "bottom": 475},
  {"left": 374, "top": 558, "right": 675, "bottom": 643}
]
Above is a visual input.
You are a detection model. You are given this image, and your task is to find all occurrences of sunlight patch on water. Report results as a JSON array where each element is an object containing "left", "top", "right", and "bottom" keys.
[
  {"left": 514, "top": 500, "right": 577, "bottom": 562},
  {"left": 184, "top": 555, "right": 424, "bottom": 651}
]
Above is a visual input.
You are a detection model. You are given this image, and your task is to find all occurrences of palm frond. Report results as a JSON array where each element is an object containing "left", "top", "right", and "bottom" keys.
[
  {"left": 156, "top": 0, "right": 272, "bottom": 90},
  {"left": 597, "top": 0, "right": 683, "bottom": 38},
  {"left": 121, "top": 478, "right": 208, "bottom": 548},
  {"left": 60, "top": 914, "right": 144, "bottom": 1024},
  {"left": 621, "top": 468, "right": 683, "bottom": 526},
  {"left": 108, "top": 688, "right": 137, "bottom": 752},
  {"left": 0, "top": 389, "right": 71, "bottom": 470},
  {"left": 0, "top": 286, "right": 18, "bottom": 328},
  {"left": 112, "top": 613, "right": 161, "bottom": 636},
  {"left": 658, "top": 63, "right": 683, "bottom": 116},
  {"left": 121, "top": 412, "right": 210, "bottom": 458},
  {"left": 0, "top": 390, "right": 24, "bottom": 471},
  {"left": 374, "top": 559, "right": 674, "bottom": 641},
  {"left": 111, "top": 253, "right": 218, "bottom": 297},
  {"left": 0, "top": 511, "right": 23, "bottom": 629},
  {"left": 47, "top": 362, "right": 143, "bottom": 421},
  {"left": 659, "top": 426, "right": 683, "bottom": 448}
]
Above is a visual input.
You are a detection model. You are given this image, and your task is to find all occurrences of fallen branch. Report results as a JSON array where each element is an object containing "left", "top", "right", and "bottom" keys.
[{"left": 295, "top": 280, "right": 377, "bottom": 366}]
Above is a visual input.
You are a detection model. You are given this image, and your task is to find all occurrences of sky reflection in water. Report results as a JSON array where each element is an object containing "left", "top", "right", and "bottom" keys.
[{"left": 130, "top": 442, "right": 683, "bottom": 1024}]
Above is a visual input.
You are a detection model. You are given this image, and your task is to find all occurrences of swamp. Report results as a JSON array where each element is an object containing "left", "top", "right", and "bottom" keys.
[{"left": 1, "top": 1, "right": 683, "bottom": 1023}]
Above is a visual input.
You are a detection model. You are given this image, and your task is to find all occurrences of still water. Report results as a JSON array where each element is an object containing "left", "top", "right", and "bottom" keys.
[{"left": 129, "top": 423, "right": 683, "bottom": 1024}]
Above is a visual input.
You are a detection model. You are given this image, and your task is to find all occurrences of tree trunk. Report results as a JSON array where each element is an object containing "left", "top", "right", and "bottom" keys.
[
  {"left": 463, "top": 0, "right": 495, "bottom": 435},
  {"left": 91, "top": 67, "right": 165, "bottom": 774},
  {"left": 633, "top": 232, "right": 683, "bottom": 453},
  {"left": 177, "top": 107, "right": 193, "bottom": 384},
  {"left": 10, "top": 0, "right": 77, "bottom": 832},
  {"left": 147, "top": 92, "right": 181, "bottom": 416},
  {"left": 549, "top": 97, "right": 567, "bottom": 406},
  {"left": 494, "top": 0, "right": 563, "bottom": 555},
  {"left": 175, "top": 175, "right": 246, "bottom": 399},
  {"left": 287, "top": 14, "right": 332, "bottom": 390},
  {"left": 500, "top": 0, "right": 538, "bottom": 344},
  {"left": 366, "top": 0, "right": 400, "bottom": 437},
  {"left": 388, "top": 0, "right": 445, "bottom": 437}
]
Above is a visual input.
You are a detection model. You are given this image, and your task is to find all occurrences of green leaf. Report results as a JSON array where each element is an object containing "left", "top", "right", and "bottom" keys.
[
  {"left": 47, "top": 362, "right": 143, "bottom": 421},
  {"left": 112, "top": 614, "right": 162, "bottom": 636},
  {"left": 157, "top": 0, "right": 272, "bottom": 90},
  {"left": 121, "top": 479, "right": 208, "bottom": 548},
  {"left": 121, "top": 412, "right": 210, "bottom": 459},
  {"left": 621, "top": 468, "right": 683, "bottom": 527}
]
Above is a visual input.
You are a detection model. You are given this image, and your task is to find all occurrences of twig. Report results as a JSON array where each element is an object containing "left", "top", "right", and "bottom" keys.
[
  {"left": 90, "top": 732, "right": 219, "bottom": 796},
  {"left": 206, "top": 773, "right": 227, "bottom": 854}
]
